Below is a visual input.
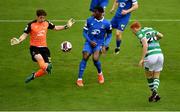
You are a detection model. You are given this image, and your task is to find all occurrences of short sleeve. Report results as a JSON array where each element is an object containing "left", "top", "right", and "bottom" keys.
[
  {"left": 48, "top": 21, "right": 55, "bottom": 29},
  {"left": 24, "top": 23, "right": 31, "bottom": 34},
  {"left": 83, "top": 19, "right": 89, "bottom": 31},
  {"left": 106, "top": 22, "right": 112, "bottom": 34}
]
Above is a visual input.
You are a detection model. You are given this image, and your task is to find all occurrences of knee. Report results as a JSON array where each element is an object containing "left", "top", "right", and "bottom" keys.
[
  {"left": 83, "top": 54, "right": 89, "bottom": 61},
  {"left": 116, "top": 32, "right": 122, "bottom": 39}
]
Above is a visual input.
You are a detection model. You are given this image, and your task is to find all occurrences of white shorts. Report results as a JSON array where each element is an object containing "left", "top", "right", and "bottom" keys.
[{"left": 144, "top": 54, "right": 164, "bottom": 72}]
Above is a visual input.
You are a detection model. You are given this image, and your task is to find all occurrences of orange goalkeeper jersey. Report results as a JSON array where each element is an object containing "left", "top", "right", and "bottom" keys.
[{"left": 24, "top": 20, "right": 55, "bottom": 47}]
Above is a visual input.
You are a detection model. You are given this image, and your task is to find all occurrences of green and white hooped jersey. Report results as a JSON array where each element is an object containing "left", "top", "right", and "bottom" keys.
[{"left": 136, "top": 27, "right": 162, "bottom": 57}]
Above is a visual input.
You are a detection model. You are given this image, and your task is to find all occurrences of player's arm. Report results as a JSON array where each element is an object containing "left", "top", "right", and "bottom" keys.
[
  {"left": 139, "top": 38, "right": 148, "bottom": 67},
  {"left": 53, "top": 25, "right": 67, "bottom": 31},
  {"left": 104, "top": 25, "right": 112, "bottom": 47},
  {"left": 10, "top": 23, "right": 30, "bottom": 46},
  {"left": 10, "top": 33, "right": 28, "bottom": 45},
  {"left": 110, "top": 0, "right": 118, "bottom": 13},
  {"left": 52, "top": 18, "right": 75, "bottom": 31},
  {"left": 156, "top": 32, "right": 163, "bottom": 40},
  {"left": 121, "top": 1, "right": 138, "bottom": 15}
]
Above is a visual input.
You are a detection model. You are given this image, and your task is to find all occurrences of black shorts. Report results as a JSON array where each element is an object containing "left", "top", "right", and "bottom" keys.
[{"left": 30, "top": 46, "right": 51, "bottom": 63}]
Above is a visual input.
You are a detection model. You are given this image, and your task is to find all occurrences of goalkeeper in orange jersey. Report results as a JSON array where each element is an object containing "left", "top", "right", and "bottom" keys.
[{"left": 10, "top": 9, "right": 75, "bottom": 83}]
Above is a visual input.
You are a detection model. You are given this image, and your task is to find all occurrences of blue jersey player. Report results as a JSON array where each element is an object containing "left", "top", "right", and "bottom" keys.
[
  {"left": 77, "top": 7, "right": 112, "bottom": 87},
  {"left": 90, "top": 0, "right": 109, "bottom": 12},
  {"left": 110, "top": 0, "right": 138, "bottom": 54}
]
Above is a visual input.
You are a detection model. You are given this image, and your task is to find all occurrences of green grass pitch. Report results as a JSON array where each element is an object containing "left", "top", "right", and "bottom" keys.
[{"left": 0, "top": 0, "right": 180, "bottom": 111}]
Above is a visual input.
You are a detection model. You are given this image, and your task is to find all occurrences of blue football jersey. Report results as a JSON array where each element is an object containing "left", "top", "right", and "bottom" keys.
[
  {"left": 115, "top": 0, "right": 137, "bottom": 17},
  {"left": 83, "top": 17, "right": 112, "bottom": 45}
]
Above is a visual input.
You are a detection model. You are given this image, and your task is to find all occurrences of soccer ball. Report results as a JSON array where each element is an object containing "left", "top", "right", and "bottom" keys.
[{"left": 60, "top": 41, "right": 72, "bottom": 52}]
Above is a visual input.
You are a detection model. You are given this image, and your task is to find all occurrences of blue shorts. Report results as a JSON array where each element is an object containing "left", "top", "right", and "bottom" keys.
[
  {"left": 90, "top": 0, "right": 108, "bottom": 12},
  {"left": 82, "top": 42, "right": 101, "bottom": 54},
  {"left": 111, "top": 15, "right": 130, "bottom": 31}
]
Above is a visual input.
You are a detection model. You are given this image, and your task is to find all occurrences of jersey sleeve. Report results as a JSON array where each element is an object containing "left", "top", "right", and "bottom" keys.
[
  {"left": 106, "top": 22, "right": 112, "bottom": 34},
  {"left": 83, "top": 19, "right": 90, "bottom": 31},
  {"left": 136, "top": 32, "right": 146, "bottom": 41},
  {"left": 153, "top": 29, "right": 159, "bottom": 35},
  {"left": 48, "top": 21, "right": 55, "bottom": 29},
  {"left": 24, "top": 23, "right": 31, "bottom": 34}
]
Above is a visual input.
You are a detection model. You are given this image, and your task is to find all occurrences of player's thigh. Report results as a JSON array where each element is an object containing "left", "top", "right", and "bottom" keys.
[
  {"left": 39, "top": 47, "right": 51, "bottom": 63},
  {"left": 92, "top": 46, "right": 101, "bottom": 61},
  {"left": 146, "top": 55, "right": 158, "bottom": 71},
  {"left": 147, "top": 55, "right": 158, "bottom": 65},
  {"left": 92, "top": 51, "right": 100, "bottom": 61},
  {"left": 117, "top": 16, "right": 130, "bottom": 31},
  {"left": 145, "top": 70, "right": 153, "bottom": 78},
  {"left": 30, "top": 46, "right": 42, "bottom": 62},
  {"left": 116, "top": 29, "right": 123, "bottom": 37},
  {"left": 83, "top": 42, "right": 93, "bottom": 54},
  {"left": 111, "top": 17, "right": 118, "bottom": 29},
  {"left": 82, "top": 51, "right": 91, "bottom": 61},
  {"left": 154, "top": 54, "right": 164, "bottom": 72}
]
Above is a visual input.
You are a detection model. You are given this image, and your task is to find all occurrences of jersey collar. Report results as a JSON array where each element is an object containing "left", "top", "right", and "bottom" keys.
[{"left": 94, "top": 17, "right": 104, "bottom": 22}]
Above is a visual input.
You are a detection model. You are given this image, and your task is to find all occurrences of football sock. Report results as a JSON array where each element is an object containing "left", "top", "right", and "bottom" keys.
[
  {"left": 147, "top": 78, "right": 154, "bottom": 91},
  {"left": 153, "top": 78, "right": 160, "bottom": 92},
  {"left": 34, "top": 69, "right": 46, "bottom": 78},
  {"left": 116, "top": 40, "right": 121, "bottom": 48},
  {"left": 78, "top": 59, "right": 87, "bottom": 79},
  {"left": 93, "top": 60, "right": 102, "bottom": 74}
]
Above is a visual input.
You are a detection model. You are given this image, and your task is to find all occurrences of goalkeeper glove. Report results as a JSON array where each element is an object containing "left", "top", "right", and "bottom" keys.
[
  {"left": 64, "top": 18, "right": 75, "bottom": 29},
  {"left": 10, "top": 38, "right": 20, "bottom": 45}
]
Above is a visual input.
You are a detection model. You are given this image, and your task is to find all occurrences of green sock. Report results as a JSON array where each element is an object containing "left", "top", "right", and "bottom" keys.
[
  {"left": 147, "top": 78, "right": 154, "bottom": 91},
  {"left": 153, "top": 78, "right": 160, "bottom": 92}
]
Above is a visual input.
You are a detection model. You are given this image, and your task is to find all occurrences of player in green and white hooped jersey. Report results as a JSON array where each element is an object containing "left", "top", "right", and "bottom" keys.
[{"left": 130, "top": 21, "right": 164, "bottom": 102}]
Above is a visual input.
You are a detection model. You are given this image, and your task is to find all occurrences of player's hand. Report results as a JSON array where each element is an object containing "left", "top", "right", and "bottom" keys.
[
  {"left": 138, "top": 59, "right": 147, "bottom": 67},
  {"left": 138, "top": 59, "right": 145, "bottom": 67},
  {"left": 90, "top": 41, "right": 97, "bottom": 47},
  {"left": 121, "top": 10, "right": 129, "bottom": 15},
  {"left": 10, "top": 37, "right": 20, "bottom": 45},
  {"left": 65, "top": 18, "right": 75, "bottom": 29}
]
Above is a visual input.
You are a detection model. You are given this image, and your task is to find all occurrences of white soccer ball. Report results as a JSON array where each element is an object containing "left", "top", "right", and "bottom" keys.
[{"left": 61, "top": 41, "right": 72, "bottom": 52}]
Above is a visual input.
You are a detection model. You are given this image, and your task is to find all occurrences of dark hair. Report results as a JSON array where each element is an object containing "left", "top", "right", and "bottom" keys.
[
  {"left": 36, "top": 9, "right": 47, "bottom": 17},
  {"left": 94, "top": 6, "right": 104, "bottom": 13}
]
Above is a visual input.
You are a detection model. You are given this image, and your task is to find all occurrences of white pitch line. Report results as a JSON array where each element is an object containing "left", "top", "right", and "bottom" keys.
[{"left": 0, "top": 19, "right": 180, "bottom": 23}]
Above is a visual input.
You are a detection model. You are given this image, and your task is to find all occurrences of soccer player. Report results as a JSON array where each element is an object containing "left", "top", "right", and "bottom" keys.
[
  {"left": 130, "top": 21, "right": 164, "bottom": 102},
  {"left": 90, "top": 0, "right": 109, "bottom": 12},
  {"left": 76, "top": 6, "right": 112, "bottom": 87},
  {"left": 110, "top": 0, "right": 138, "bottom": 54},
  {"left": 10, "top": 9, "right": 75, "bottom": 83}
]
